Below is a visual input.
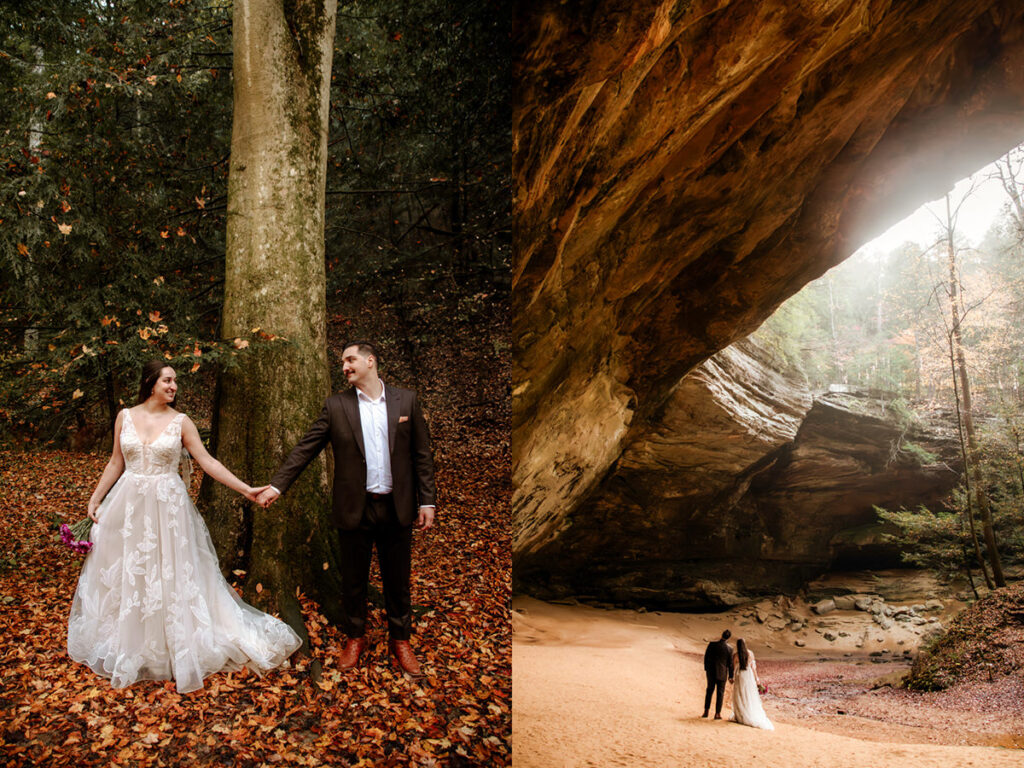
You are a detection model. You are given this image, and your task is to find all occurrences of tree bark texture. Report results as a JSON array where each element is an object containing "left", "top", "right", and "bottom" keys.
[{"left": 203, "top": 0, "right": 341, "bottom": 635}]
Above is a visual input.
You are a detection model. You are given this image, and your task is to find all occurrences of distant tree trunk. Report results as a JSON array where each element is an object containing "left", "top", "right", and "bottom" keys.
[
  {"left": 202, "top": 0, "right": 342, "bottom": 644},
  {"left": 23, "top": 46, "right": 43, "bottom": 356},
  {"left": 944, "top": 193, "right": 1005, "bottom": 588},
  {"left": 947, "top": 336, "right": 993, "bottom": 591},
  {"left": 993, "top": 150, "right": 1024, "bottom": 233},
  {"left": 912, "top": 328, "right": 922, "bottom": 399},
  {"left": 827, "top": 274, "right": 841, "bottom": 382},
  {"left": 1010, "top": 424, "right": 1024, "bottom": 510},
  {"left": 875, "top": 259, "right": 884, "bottom": 336},
  {"left": 959, "top": 542, "right": 979, "bottom": 600}
]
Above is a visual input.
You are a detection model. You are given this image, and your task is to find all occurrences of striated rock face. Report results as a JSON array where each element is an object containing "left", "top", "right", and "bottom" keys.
[
  {"left": 512, "top": 1, "right": 1024, "bottom": 564},
  {"left": 515, "top": 345, "right": 962, "bottom": 606}
]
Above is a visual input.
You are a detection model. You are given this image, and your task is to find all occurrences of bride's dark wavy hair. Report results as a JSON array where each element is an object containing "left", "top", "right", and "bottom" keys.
[
  {"left": 737, "top": 638, "right": 749, "bottom": 670},
  {"left": 137, "top": 360, "right": 177, "bottom": 406}
]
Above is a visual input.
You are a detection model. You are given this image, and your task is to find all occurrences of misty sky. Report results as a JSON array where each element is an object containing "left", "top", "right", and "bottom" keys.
[{"left": 856, "top": 158, "right": 1011, "bottom": 257}]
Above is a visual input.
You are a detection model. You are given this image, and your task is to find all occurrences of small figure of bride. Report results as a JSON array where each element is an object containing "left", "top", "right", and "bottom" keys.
[
  {"left": 67, "top": 361, "right": 302, "bottom": 693},
  {"left": 731, "top": 638, "right": 774, "bottom": 730}
]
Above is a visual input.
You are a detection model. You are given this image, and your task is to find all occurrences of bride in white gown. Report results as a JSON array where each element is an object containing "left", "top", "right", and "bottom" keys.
[
  {"left": 67, "top": 361, "right": 302, "bottom": 693},
  {"left": 731, "top": 638, "right": 774, "bottom": 730}
]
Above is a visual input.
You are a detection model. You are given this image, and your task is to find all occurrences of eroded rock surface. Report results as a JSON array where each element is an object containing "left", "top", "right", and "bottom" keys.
[
  {"left": 513, "top": 1, "right": 1024, "bottom": 569},
  {"left": 515, "top": 341, "right": 962, "bottom": 606}
]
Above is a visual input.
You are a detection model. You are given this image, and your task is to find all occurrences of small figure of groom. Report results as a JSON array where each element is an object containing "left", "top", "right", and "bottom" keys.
[
  {"left": 703, "top": 629, "right": 734, "bottom": 719},
  {"left": 256, "top": 340, "right": 436, "bottom": 677}
]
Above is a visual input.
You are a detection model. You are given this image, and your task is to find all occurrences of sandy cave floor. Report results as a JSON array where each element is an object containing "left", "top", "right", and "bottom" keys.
[{"left": 512, "top": 588, "right": 1024, "bottom": 768}]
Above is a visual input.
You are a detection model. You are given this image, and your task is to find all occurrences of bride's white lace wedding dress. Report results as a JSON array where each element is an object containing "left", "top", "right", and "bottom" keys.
[
  {"left": 732, "top": 650, "right": 774, "bottom": 730},
  {"left": 67, "top": 409, "right": 301, "bottom": 693}
]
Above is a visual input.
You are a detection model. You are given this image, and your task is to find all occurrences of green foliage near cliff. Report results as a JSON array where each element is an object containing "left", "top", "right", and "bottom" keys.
[
  {"left": 876, "top": 415, "right": 1024, "bottom": 585},
  {"left": 875, "top": 504, "right": 975, "bottom": 583}
]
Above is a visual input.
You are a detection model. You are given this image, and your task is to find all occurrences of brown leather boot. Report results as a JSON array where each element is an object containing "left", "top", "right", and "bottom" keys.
[
  {"left": 389, "top": 639, "right": 422, "bottom": 677},
  {"left": 338, "top": 637, "right": 367, "bottom": 670}
]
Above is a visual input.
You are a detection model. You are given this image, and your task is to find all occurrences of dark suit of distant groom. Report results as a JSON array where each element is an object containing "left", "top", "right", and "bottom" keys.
[
  {"left": 703, "top": 630, "right": 734, "bottom": 719},
  {"left": 262, "top": 342, "right": 435, "bottom": 675}
]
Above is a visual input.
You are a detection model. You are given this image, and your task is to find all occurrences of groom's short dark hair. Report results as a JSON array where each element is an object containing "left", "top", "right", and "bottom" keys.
[
  {"left": 342, "top": 339, "right": 381, "bottom": 366},
  {"left": 721, "top": 630, "right": 731, "bottom": 640}
]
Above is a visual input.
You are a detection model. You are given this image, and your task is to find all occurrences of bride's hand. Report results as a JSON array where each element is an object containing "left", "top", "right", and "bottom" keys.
[
  {"left": 244, "top": 484, "right": 269, "bottom": 502},
  {"left": 88, "top": 499, "right": 100, "bottom": 523}
]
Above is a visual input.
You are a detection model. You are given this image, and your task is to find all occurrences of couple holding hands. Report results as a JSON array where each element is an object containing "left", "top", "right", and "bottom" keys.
[
  {"left": 703, "top": 629, "right": 774, "bottom": 730},
  {"left": 67, "top": 341, "right": 435, "bottom": 693}
]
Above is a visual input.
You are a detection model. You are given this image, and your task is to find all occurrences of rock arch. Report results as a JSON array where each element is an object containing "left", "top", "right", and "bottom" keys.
[{"left": 512, "top": 1, "right": 1024, "bottom": 592}]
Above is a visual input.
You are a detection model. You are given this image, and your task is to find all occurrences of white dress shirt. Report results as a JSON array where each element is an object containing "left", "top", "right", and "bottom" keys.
[
  {"left": 358, "top": 382, "right": 392, "bottom": 494},
  {"left": 270, "top": 381, "right": 434, "bottom": 511}
]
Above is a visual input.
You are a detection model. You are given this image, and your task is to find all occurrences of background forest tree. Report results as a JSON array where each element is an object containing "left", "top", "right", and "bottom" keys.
[{"left": 0, "top": 0, "right": 509, "bottom": 448}]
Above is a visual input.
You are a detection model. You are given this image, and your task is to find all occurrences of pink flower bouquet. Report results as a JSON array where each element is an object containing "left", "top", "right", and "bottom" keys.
[
  {"left": 757, "top": 682, "right": 768, "bottom": 696},
  {"left": 59, "top": 518, "right": 94, "bottom": 555}
]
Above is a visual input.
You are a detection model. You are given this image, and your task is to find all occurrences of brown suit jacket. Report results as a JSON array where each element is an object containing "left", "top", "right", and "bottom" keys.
[{"left": 269, "top": 384, "right": 436, "bottom": 530}]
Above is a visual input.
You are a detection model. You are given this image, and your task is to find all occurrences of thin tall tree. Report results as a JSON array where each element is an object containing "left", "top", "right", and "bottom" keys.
[{"left": 941, "top": 192, "right": 1005, "bottom": 588}]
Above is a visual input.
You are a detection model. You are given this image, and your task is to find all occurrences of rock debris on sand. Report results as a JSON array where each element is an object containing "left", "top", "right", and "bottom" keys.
[{"left": 513, "top": 596, "right": 1024, "bottom": 768}]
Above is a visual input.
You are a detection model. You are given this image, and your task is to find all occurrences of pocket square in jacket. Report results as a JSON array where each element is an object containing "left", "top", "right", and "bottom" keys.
[{"left": 398, "top": 415, "right": 409, "bottom": 423}]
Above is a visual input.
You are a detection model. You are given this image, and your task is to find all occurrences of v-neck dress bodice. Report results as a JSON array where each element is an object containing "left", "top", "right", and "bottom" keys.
[{"left": 120, "top": 409, "right": 184, "bottom": 475}]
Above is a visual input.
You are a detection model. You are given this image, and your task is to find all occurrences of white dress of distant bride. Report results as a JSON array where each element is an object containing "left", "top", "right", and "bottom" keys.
[
  {"left": 67, "top": 406, "right": 301, "bottom": 693},
  {"left": 731, "top": 648, "right": 774, "bottom": 730}
]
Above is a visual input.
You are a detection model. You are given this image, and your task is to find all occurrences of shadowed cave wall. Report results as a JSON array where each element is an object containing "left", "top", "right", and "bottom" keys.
[{"left": 512, "top": 0, "right": 1024, "bottom": 602}]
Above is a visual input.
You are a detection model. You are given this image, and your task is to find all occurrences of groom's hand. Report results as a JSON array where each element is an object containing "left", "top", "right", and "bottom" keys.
[
  {"left": 256, "top": 487, "right": 280, "bottom": 508},
  {"left": 414, "top": 505, "right": 435, "bottom": 530},
  {"left": 244, "top": 485, "right": 271, "bottom": 503}
]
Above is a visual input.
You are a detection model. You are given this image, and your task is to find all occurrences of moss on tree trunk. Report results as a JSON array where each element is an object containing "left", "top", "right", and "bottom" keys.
[{"left": 202, "top": 0, "right": 341, "bottom": 643}]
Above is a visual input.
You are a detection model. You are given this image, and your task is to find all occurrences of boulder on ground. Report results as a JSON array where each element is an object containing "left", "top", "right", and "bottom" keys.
[
  {"left": 833, "top": 595, "right": 858, "bottom": 611},
  {"left": 812, "top": 598, "right": 836, "bottom": 615}
]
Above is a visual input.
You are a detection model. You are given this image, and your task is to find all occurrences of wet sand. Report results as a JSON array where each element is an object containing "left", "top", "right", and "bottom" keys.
[{"left": 512, "top": 596, "right": 1024, "bottom": 768}]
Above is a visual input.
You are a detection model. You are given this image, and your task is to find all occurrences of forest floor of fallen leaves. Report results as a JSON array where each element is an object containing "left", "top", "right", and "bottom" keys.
[
  {"left": 904, "top": 581, "right": 1024, "bottom": 693},
  {"left": 766, "top": 657, "right": 1024, "bottom": 748},
  {"left": 0, "top": 290, "right": 510, "bottom": 767}
]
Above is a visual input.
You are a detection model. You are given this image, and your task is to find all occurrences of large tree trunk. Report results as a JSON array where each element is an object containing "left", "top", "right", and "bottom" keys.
[
  {"left": 202, "top": 0, "right": 341, "bottom": 643},
  {"left": 944, "top": 194, "right": 1006, "bottom": 588}
]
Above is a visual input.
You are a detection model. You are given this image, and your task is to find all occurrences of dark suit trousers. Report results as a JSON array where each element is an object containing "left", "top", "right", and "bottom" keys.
[
  {"left": 339, "top": 494, "right": 413, "bottom": 640},
  {"left": 704, "top": 672, "right": 726, "bottom": 714}
]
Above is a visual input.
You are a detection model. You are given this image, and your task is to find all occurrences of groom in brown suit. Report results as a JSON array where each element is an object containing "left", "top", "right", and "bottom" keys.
[{"left": 257, "top": 340, "right": 436, "bottom": 676}]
